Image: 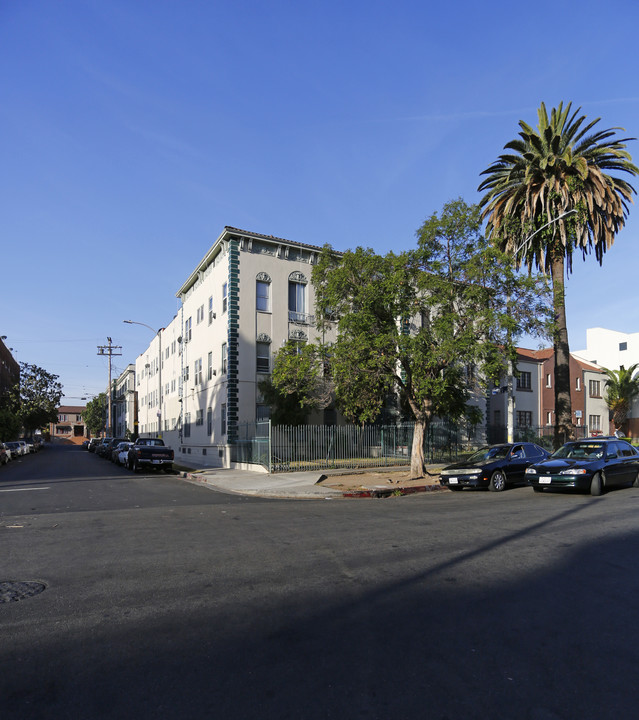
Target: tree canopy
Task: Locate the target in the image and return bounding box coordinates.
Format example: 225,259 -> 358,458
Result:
83,393 -> 107,437
603,364 -> 639,434
17,362 -> 63,434
305,198 -> 551,478
479,102 -> 638,446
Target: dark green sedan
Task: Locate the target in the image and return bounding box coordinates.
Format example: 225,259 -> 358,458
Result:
525,438 -> 639,496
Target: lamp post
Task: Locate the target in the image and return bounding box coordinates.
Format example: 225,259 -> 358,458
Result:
124,320 -> 163,438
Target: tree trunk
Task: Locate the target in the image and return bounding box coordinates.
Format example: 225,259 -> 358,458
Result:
550,255 -> 572,449
410,419 -> 426,479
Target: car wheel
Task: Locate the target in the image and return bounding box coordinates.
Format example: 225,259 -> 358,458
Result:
590,472 -> 603,497
489,470 -> 506,492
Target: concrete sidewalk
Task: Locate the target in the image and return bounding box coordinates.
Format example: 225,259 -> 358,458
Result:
176,465 -> 341,499
174,462 -> 446,499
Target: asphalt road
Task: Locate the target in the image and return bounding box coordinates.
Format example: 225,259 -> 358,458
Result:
3,444 -> 639,719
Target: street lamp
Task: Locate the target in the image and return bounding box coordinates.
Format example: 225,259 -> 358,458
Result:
124,320 -> 164,438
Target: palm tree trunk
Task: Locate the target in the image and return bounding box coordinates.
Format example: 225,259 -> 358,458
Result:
550,255 -> 573,448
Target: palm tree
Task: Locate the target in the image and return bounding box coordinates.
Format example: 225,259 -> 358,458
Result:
479,102 -> 638,447
603,363 -> 639,435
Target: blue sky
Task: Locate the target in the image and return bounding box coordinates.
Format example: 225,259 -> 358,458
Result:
2,0 -> 639,402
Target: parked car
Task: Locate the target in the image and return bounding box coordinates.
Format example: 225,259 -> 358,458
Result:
5,441 -> 22,458
439,442 -> 551,492
95,438 -> 114,458
87,438 -> 100,453
127,438 -> 174,473
0,444 -> 8,465
113,442 -> 133,466
526,437 -> 639,496
102,438 -> 126,461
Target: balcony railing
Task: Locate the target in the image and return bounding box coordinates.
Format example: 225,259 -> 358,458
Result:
288,311 -> 315,325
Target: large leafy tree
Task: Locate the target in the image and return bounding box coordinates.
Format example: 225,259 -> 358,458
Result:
479,102 -> 638,446
83,393 -> 107,437
260,341 -> 333,425
603,364 -> 639,434
17,362 -> 63,433
0,387 -> 22,440
313,198 -> 550,478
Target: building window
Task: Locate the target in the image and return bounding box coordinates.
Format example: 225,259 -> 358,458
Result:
222,342 -> 227,374
288,280 -> 306,321
196,305 -> 204,324
517,411 -> 533,428
516,371 -> 531,390
207,407 -> 212,435
546,411 -> 553,425
256,404 -> 270,422
256,342 -> 270,373
589,415 -> 601,432
208,352 -> 213,380
222,283 -> 228,314
545,374 -> 552,388
589,380 -> 601,398
184,412 -> 191,437
576,377 -> 581,391
194,358 -> 203,385
257,280 -> 270,312
620,342 -> 628,351
196,409 -> 204,426
185,317 -> 192,342
208,296 -> 214,324
183,366 -> 190,382
221,404 -> 227,435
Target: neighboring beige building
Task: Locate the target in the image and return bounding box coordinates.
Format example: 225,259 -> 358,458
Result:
133,227 -> 338,467
488,347 -> 610,440
51,405 -> 87,443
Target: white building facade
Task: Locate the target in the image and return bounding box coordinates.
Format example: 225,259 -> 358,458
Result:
134,227 -> 336,467
574,327 -> 639,435
113,364 -> 137,438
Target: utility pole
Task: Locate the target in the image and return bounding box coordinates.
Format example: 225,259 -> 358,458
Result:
97,337 -> 122,436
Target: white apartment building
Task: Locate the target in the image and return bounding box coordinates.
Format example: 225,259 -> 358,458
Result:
134,227 -> 337,467
112,364 -> 136,438
574,327 -> 639,435
574,327 -> 639,371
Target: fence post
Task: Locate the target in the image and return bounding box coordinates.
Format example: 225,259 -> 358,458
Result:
268,419 -> 272,474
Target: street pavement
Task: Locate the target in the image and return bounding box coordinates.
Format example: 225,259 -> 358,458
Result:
6,445 -> 639,719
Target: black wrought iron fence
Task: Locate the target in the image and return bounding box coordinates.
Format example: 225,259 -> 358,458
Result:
231,420 -> 488,473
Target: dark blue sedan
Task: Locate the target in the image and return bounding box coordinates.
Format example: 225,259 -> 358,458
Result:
439,442 -> 550,492
525,437 -> 639,496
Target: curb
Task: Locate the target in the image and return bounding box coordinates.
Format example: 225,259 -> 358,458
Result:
342,484 -> 447,498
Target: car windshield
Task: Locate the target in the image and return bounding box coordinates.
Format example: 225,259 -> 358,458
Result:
465,446 -> 510,463
552,443 -> 604,460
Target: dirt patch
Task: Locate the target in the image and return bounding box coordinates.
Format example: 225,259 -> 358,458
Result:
317,467 -> 445,492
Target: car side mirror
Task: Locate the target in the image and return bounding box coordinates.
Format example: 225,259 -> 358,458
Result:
607,452 -> 617,459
